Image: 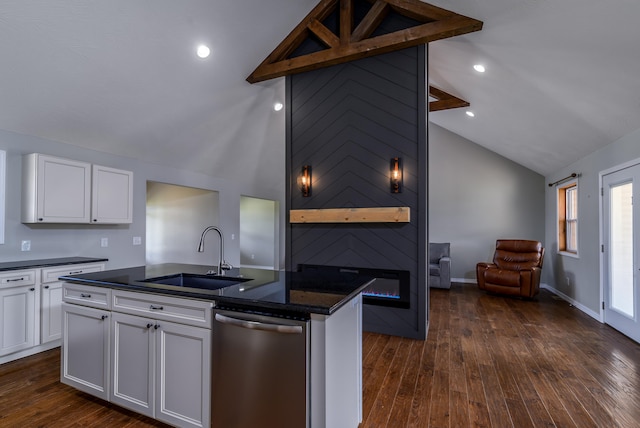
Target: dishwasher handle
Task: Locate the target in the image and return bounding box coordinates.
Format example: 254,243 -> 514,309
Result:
215,313 -> 303,334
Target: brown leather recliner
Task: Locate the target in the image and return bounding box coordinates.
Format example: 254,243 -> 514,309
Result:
476,239 -> 544,298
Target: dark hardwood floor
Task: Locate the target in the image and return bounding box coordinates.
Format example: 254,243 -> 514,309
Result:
1,283 -> 639,427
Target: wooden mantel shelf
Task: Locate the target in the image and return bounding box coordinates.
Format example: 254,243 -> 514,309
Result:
290,207 -> 410,223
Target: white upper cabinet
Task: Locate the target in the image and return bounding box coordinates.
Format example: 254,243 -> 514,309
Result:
91,165 -> 133,224
22,153 -> 133,224
22,153 -> 91,223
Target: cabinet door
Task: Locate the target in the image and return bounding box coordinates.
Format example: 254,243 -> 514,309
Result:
37,154 -> 91,223
61,303 -> 110,400
91,165 -> 133,224
41,281 -> 63,343
43,263 -> 105,343
110,312 -> 155,418
156,321 -> 211,428
0,285 -> 36,356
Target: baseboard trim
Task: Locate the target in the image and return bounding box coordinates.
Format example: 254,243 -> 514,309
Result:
450,280 -> 602,323
452,277 -> 476,284
0,340 -> 60,365
540,283 -> 602,322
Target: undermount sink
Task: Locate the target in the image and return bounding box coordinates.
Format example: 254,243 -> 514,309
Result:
141,273 -> 251,290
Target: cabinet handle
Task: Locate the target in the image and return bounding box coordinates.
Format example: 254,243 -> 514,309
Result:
68,270 -> 83,275
30,288 -> 35,291
44,285 -> 50,289
7,277 -> 25,282
80,293 -> 92,298
38,218 -> 43,222
150,305 -> 164,311
154,324 -> 160,330
93,219 -> 98,222
101,315 -> 108,320
146,323 -> 153,329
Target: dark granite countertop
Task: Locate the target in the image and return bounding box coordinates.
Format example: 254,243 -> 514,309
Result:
0,257 -> 109,272
59,263 -> 373,316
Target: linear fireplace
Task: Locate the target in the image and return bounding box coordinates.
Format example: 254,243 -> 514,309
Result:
298,264 -> 410,309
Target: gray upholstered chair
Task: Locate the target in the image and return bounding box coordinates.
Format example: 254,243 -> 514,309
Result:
429,243 -> 451,289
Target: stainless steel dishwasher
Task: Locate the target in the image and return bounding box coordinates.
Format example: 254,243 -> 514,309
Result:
211,307 -> 309,428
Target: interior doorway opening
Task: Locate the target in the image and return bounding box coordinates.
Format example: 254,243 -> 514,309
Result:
239,196 -> 279,270
146,181 -> 219,266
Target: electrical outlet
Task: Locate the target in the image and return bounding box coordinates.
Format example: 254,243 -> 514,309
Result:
101,238 -> 108,247
21,240 -> 31,251
133,236 -> 142,245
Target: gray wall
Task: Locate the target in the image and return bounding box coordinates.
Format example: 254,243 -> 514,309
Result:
429,123 -> 546,281
544,126 -> 640,317
0,128 -> 286,270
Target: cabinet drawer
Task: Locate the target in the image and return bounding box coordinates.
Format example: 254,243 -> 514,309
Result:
42,263 -> 105,284
63,283 -> 111,310
112,290 -> 213,329
0,270 -> 37,288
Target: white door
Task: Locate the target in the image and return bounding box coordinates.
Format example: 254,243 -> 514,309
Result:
110,312 -> 155,417
92,165 -> 133,224
0,285 -> 36,356
61,303 -> 111,399
37,154 -> 91,223
156,321 -> 211,428
41,282 -> 63,343
602,163 -> 640,343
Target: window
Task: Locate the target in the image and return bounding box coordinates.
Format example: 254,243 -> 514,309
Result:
558,180 -> 578,254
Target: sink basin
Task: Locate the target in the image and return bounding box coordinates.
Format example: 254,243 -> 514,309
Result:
141,273 -> 250,290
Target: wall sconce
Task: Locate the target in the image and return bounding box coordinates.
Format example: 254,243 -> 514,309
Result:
299,165 -> 312,197
390,157 -> 402,193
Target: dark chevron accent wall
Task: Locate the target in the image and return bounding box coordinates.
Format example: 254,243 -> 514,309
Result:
286,45 -> 428,340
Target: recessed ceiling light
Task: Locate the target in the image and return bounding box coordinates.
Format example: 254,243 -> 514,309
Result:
273,102 -> 284,111
196,44 -> 210,59
473,64 -> 485,73
466,111 -> 475,117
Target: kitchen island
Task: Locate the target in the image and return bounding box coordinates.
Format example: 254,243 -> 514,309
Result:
60,263 -> 373,428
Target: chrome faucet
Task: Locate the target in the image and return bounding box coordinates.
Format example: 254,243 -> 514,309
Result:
197,226 -> 232,275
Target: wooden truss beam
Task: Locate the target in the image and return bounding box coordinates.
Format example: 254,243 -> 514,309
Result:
429,86 -> 470,112
247,0 -> 482,83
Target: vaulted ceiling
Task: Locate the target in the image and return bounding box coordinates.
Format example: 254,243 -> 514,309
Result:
1,0 -> 639,186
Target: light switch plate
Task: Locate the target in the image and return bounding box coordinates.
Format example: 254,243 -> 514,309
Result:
133,236 -> 142,245
101,238 -> 108,247
21,240 -> 31,251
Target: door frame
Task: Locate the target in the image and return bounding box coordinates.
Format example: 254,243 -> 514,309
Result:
599,156 -> 640,324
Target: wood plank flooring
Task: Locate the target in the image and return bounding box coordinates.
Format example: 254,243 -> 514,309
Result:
361,284 -> 640,428
1,283 -> 639,427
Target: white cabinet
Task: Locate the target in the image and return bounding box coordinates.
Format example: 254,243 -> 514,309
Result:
22,153 -> 133,224
0,270 -> 38,356
61,283 -> 112,400
41,281 -> 62,344
62,285 -> 212,428
61,302 -> 111,400
111,311 -> 212,428
91,165 -> 133,224
111,312 -> 155,417
22,153 -> 91,223
41,263 -> 105,343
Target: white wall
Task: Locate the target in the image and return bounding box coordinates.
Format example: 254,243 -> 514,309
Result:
0,129 -> 286,270
239,196 -> 278,269
545,126 -> 640,316
146,182 -> 220,266
429,123 -> 546,281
